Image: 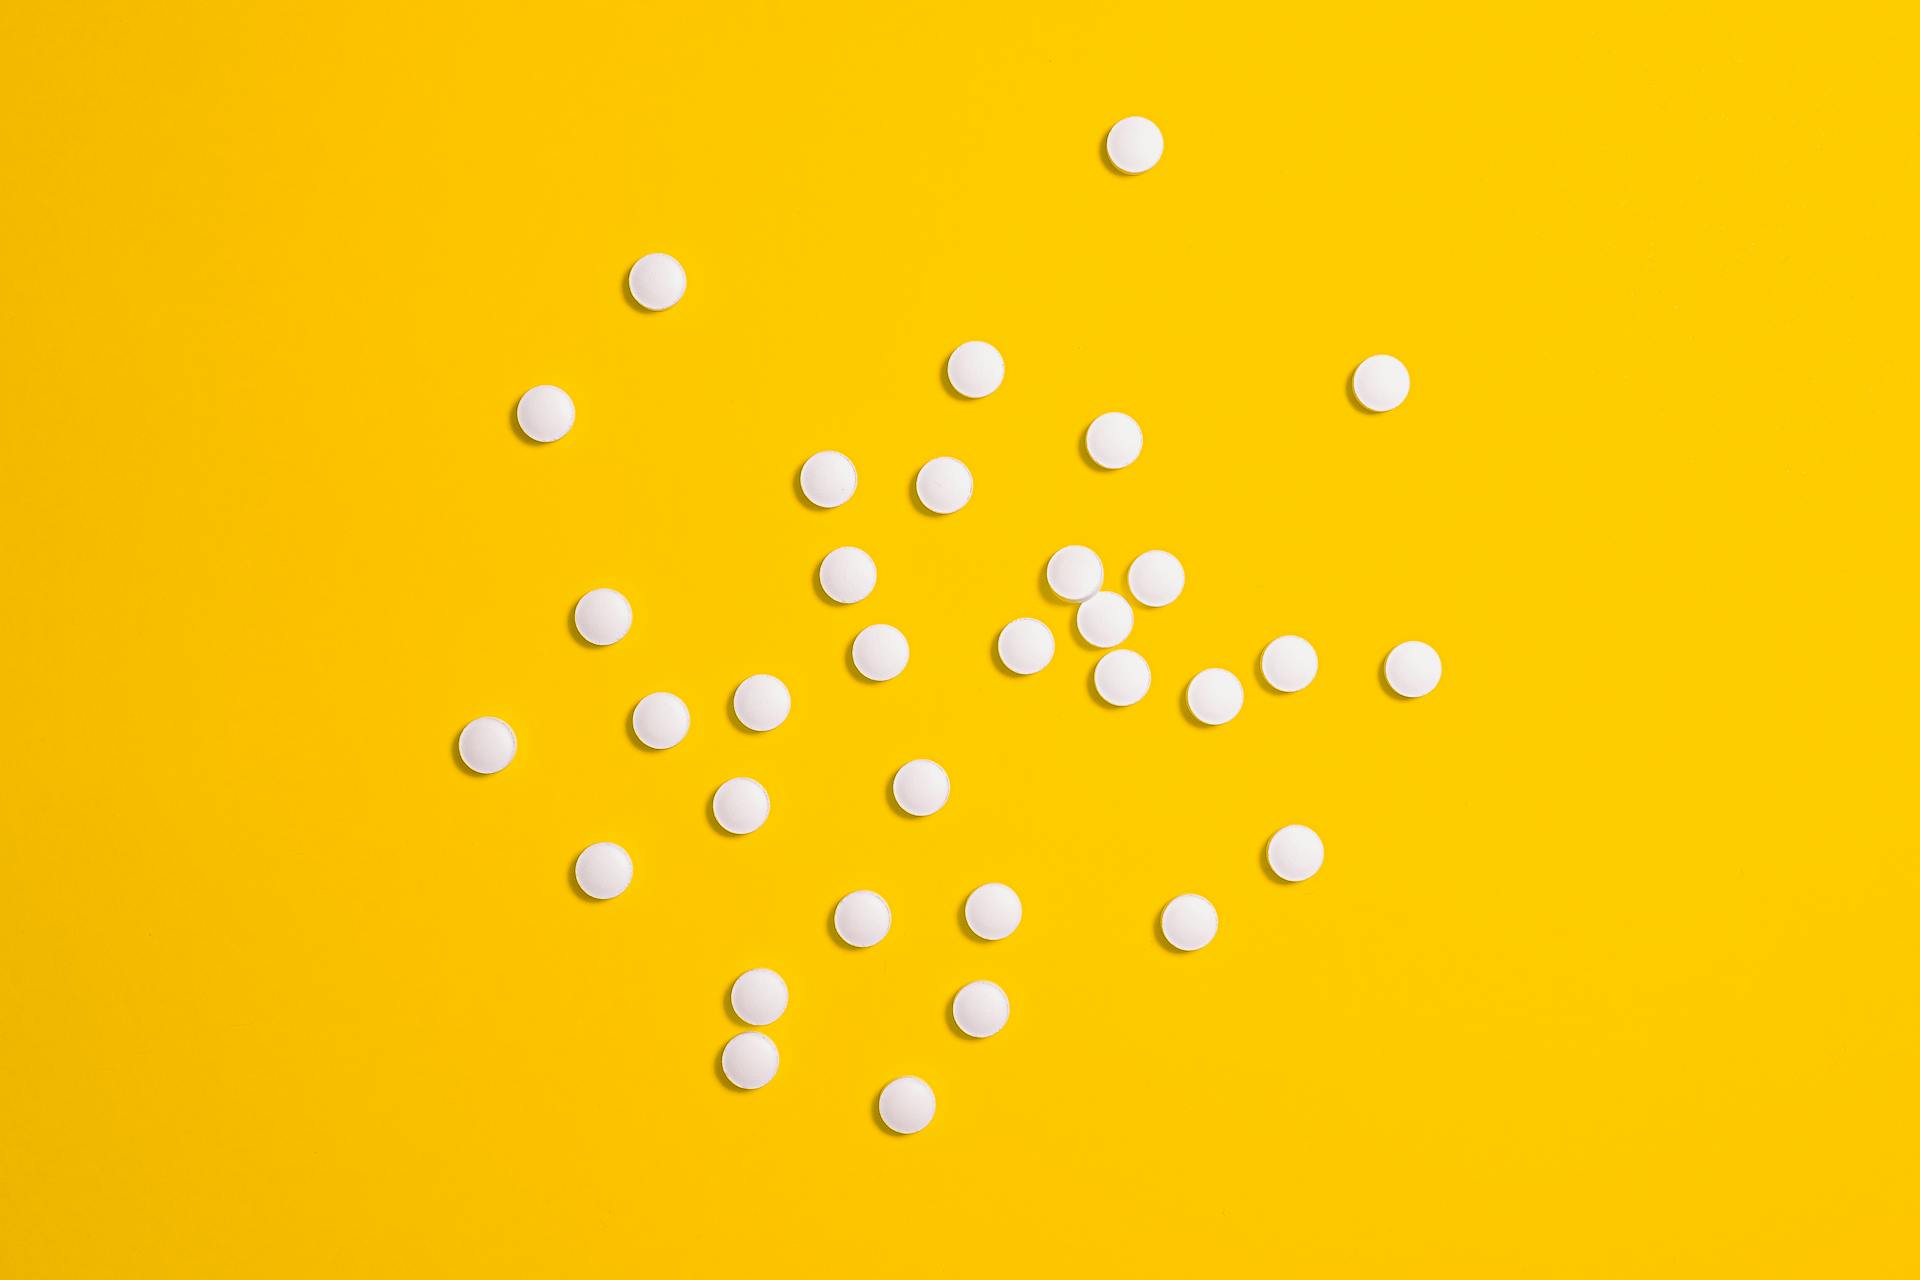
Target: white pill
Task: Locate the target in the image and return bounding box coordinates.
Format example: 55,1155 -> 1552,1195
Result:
631,692 -> 691,749
1260,636 -> 1319,693
1161,894 -> 1218,951
1384,640 -> 1443,697
574,842 -> 633,900
800,450 -> 859,508
952,980 -> 1011,1038
964,882 -> 1023,940
732,674 -> 791,732
915,456 -> 974,514
1093,649 -> 1152,707
712,777 -> 771,835
730,968 -> 789,1026
1076,591 -> 1134,648
721,1031 -> 779,1090
892,758 -> 950,817
1105,116 -> 1164,174
852,624 -> 910,681
1085,411 -> 1143,469
1045,545 -> 1104,602
457,716 -> 516,773
997,617 -> 1055,675
574,588 -> 633,645
946,340 -> 1005,398
627,252 -> 687,311
1352,354 -> 1410,412
1127,550 -> 1185,607
1186,668 -> 1244,725
834,890 -> 892,948
1267,825 -> 1325,882
877,1076 -> 936,1134
515,384 -> 574,443
818,546 -> 877,603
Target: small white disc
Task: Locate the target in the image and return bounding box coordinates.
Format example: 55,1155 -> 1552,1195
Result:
732,674 -> 792,732
800,450 -> 859,508
819,546 -> 877,603
1267,825 -> 1325,882
892,758 -> 950,816
946,341 -> 1005,398
997,617 -> 1055,675
721,1031 -> 779,1090
1352,354 -> 1410,412
915,457 -> 974,514
712,777 -> 771,835
627,252 -> 687,311
1186,668 -> 1244,725
952,980 -> 1011,1038
1076,591 -> 1134,648
1085,411 -> 1143,468
515,385 -> 574,443
730,968 -> 789,1026
574,842 -> 633,900
1045,545 -> 1104,602
834,890 -> 892,948
1160,894 -> 1218,951
877,1076 -> 936,1134
1105,116 -> 1164,174
1127,550 -> 1185,607
852,624 -> 910,681
574,588 -> 633,646
631,692 -> 691,749
1260,636 -> 1319,693
457,716 -> 516,773
1384,640 -> 1443,697
1093,649 -> 1152,707
964,883 -> 1023,940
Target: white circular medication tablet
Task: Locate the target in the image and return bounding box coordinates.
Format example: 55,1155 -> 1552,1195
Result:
892,758 -> 949,817
1045,545 -> 1103,602
1186,668 -> 1244,725
1260,636 -> 1318,693
627,252 -> 687,311
1160,894 -> 1218,950
818,546 -> 876,603
1352,354 -> 1410,412
515,384 -> 574,443
721,1031 -> 779,1090
1267,824 -> 1325,882
574,588 -> 633,646
457,716 -> 516,773
800,450 -> 858,508
915,456 -> 974,514
730,968 -> 789,1026
1076,590 -> 1134,648
946,340 -> 1005,398
1085,411 -> 1143,469
834,890 -> 892,948
964,883 -> 1022,941
878,1076 -> 936,1134
1384,640 -> 1443,698
574,842 -> 633,900
1105,116 -> 1164,174
851,624 -> 910,681
732,674 -> 791,732
631,692 -> 691,750
712,777 -> 771,835
952,980 -> 1011,1038
1093,649 -> 1152,707
1127,550 -> 1185,607
997,617 -> 1055,675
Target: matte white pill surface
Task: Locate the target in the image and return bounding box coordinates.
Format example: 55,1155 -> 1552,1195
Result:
732,674 -> 791,732
631,692 -> 691,750
721,1031 -> 779,1090
1186,668 -> 1244,725
878,1076 -> 936,1134
1106,116 -> 1164,174
1046,545 -> 1104,602
1093,649 -> 1152,706
964,883 -> 1023,940
730,968 -> 789,1026
574,842 -> 633,900
800,450 -> 859,508
952,980 -> 1011,1038
457,716 -> 516,773
1076,591 -> 1134,648
1352,354 -> 1411,412
1260,636 -> 1319,693
852,624 -> 910,681
819,546 -> 877,603
834,890 -> 892,948
946,341 -> 1005,398
1267,825 -> 1325,882
892,758 -> 950,817
515,385 -> 574,443
712,777 -> 771,835
627,252 -> 687,311
1085,411 -> 1143,469
1384,640 -> 1443,697
1127,550 -> 1185,607
1161,894 -> 1218,950
997,617 -> 1055,675
915,457 -> 974,514
574,588 -> 633,646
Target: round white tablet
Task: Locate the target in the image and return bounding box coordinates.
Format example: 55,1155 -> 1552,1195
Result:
852,624 -> 910,681
1094,649 -> 1152,706
1076,591 -> 1133,648
730,968 -> 789,1026
1260,636 -> 1318,693
878,1076 -> 936,1134
712,777 -> 770,835
964,883 -> 1023,941
457,716 -> 516,773
1186,668 -> 1244,725
1105,116 -> 1164,174
1352,354 -> 1410,412
1267,825 -> 1325,882
515,384 -> 574,443
915,456 -> 974,514
627,252 -> 687,311
574,588 -> 633,646
631,692 -> 690,749
721,1031 -> 779,1090
892,758 -> 950,816
1085,411 -> 1143,469
952,980 -> 1011,1038
732,674 -> 791,732
834,890 -> 892,948
997,618 -> 1055,675
800,450 -> 858,508
1160,894 -> 1218,951
946,340 -> 1005,398
1384,640 -> 1443,697
574,842 -> 632,900
1127,550 -> 1185,607
818,546 -> 876,603
1045,545 -> 1104,602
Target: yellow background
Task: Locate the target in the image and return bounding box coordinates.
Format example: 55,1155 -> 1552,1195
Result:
3,2 -> 1915,1274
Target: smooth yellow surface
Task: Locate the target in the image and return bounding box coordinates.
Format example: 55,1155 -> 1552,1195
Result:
3,3 -> 1916,1274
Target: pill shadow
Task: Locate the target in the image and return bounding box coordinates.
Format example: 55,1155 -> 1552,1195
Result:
564,857 -> 598,904
617,263 -> 654,315
956,898 -> 989,942
713,1045 -> 745,1092
721,982 -> 747,1028
1152,904 -> 1185,954
945,997 -> 973,1041
935,354 -> 968,402
451,733 -> 484,776
1377,659 -> 1410,701
870,1093 -> 898,1135
1083,664 -> 1122,710
881,775 -> 914,820
1344,365 -> 1377,415
905,471 -> 939,517
1176,688 -> 1210,729
810,565 -> 840,607
1076,429 -> 1113,473
562,601 -> 597,650
1096,133 -> 1128,177
704,786 -> 735,837
791,462 -> 836,514
1258,837 -> 1298,886
506,400 -> 542,447
825,902 -> 860,951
